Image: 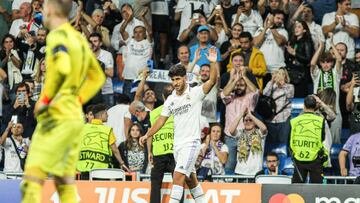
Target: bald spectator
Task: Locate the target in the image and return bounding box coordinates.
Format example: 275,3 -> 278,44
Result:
11,0 -> 31,20
81,8 -> 111,47
9,2 -> 32,38
129,100 -> 151,133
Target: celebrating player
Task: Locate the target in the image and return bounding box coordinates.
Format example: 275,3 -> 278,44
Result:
21,0 -> 105,202
140,48 -> 218,203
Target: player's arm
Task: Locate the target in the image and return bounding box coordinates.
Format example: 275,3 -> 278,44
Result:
78,51 -> 106,104
202,48 -> 218,94
139,115 -> 168,146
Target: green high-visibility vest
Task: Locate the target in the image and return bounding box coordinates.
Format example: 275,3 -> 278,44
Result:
290,112 -> 324,162
77,123 -> 112,172
150,105 -> 174,156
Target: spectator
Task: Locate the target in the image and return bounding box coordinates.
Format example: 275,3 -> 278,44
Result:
257,0 -> 289,20
232,0 -> 263,36
290,3 -> 325,50
176,44 -> 199,73
129,100 -> 151,133
101,0 -> 122,32
207,6 -> 230,48
88,32 -> 115,107
253,10 -> 288,84
77,104 -> 129,179
84,105 -> 94,123
0,121 -> 30,173
9,2 -> 32,38
0,34 -> 22,91
31,0 -> 42,14
221,65 -> 258,174
322,0 -> 359,59
11,0 -> 32,20
9,82 -> 36,138
118,123 -> 148,173
255,152 -> 286,176
198,64 -> 218,124
34,27 -> 48,58
0,1 -> 12,43
263,68 -> 294,146
285,20 -> 314,98
339,133 -> 360,177
81,9 -> 111,47
229,108 -> 267,176
106,94 -> 132,147
32,57 -> 45,101
290,95 -> 327,183
220,23 -> 243,75
120,8 -> 152,98
175,0 -> 214,41
189,25 -> 221,78
134,69 -> 159,111
310,38 -> 342,144
219,0 -> 238,28
228,32 -> 267,90
198,123 -> 229,181
111,4 -> 144,80
178,9 -> 218,45
346,75 -> 360,135
151,0 -> 170,69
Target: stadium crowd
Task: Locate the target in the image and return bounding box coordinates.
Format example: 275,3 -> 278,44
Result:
0,0 -> 360,184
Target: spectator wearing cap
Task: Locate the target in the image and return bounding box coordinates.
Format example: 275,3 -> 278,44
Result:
189,25 -> 221,78
178,10 -> 218,46
77,103 -> 129,179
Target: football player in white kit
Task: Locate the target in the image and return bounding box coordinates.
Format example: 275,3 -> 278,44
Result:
140,48 -> 218,203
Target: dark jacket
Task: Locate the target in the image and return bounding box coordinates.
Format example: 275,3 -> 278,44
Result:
285,37 -> 314,73
117,141 -> 148,173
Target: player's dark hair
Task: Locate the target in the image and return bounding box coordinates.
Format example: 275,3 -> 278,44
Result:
168,64 -> 187,78
47,0 -> 73,17
304,95 -> 317,109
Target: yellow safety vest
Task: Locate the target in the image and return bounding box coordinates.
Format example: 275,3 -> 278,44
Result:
290,112 -> 324,162
77,123 -> 112,172
150,105 -> 174,156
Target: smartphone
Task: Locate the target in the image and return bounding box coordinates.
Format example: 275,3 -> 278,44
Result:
147,59 -> 154,73
18,92 -> 25,103
239,1 -> 245,7
193,13 -> 200,22
11,115 -> 18,124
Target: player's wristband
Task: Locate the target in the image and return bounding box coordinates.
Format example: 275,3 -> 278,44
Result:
41,95 -> 51,105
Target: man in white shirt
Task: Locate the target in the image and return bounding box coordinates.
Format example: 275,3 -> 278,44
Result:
322,0 -> 359,59
9,2 -> 32,37
140,48 -> 218,203
89,32 -> 115,107
232,0 -> 263,36
175,0 -> 214,40
11,0 -> 31,20
253,9 -> 288,84
111,4 -> 144,81
106,94 -> 132,146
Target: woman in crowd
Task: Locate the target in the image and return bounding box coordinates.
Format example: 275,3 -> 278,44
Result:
33,57 -> 46,101
198,123 -> 229,181
118,123 -> 148,173
207,7 -> 230,48
220,23 -> 243,75
285,20 -> 314,98
263,68 -> 294,147
0,34 -> 22,93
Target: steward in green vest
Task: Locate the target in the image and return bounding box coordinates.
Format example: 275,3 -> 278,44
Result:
77,104 -> 128,178
289,95 -> 327,183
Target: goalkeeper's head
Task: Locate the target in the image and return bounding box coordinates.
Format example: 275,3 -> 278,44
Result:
42,0 -> 73,29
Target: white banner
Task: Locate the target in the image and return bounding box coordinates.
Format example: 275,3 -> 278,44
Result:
146,69 -> 198,83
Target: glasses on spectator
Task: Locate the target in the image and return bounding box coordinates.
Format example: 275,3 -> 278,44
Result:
267,160 -> 278,163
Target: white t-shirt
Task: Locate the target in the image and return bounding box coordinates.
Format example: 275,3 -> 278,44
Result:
162,85 -> 206,147
122,38 -> 152,80
175,0 -> 214,40
200,142 -> 229,175
106,104 -> 132,146
231,9 -> 263,36
308,21 -> 325,50
111,18 -> 145,54
311,66 -> 342,113
9,19 -> 29,37
215,28 -> 229,48
97,49 -> 114,95
3,137 -> 30,173
254,27 -> 288,73
322,12 -> 359,59
234,129 -> 266,175
11,0 -> 31,10
151,0 -> 169,16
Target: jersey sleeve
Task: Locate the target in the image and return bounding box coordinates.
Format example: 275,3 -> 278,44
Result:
193,85 -> 206,101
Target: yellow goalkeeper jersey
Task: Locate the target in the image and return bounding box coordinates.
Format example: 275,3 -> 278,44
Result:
40,22 -> 105,120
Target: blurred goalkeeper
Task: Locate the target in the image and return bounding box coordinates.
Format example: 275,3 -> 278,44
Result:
21,0 -> 105,202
